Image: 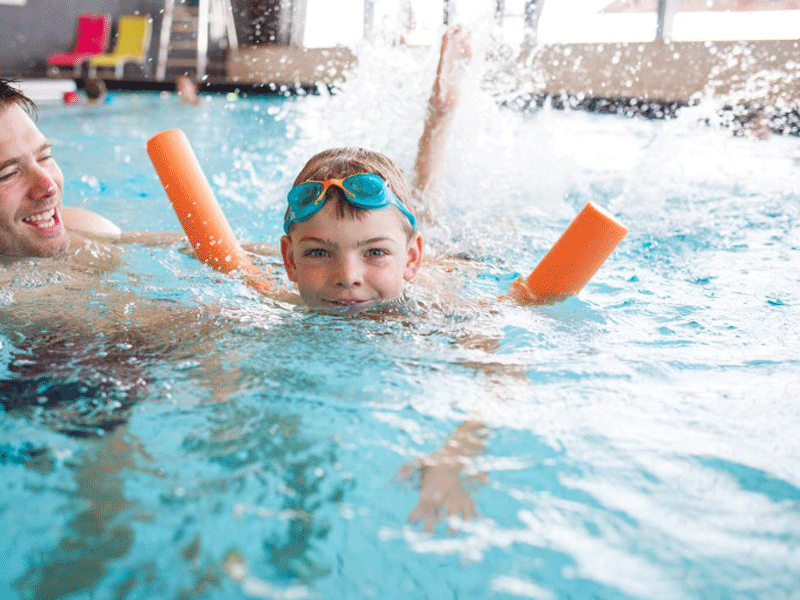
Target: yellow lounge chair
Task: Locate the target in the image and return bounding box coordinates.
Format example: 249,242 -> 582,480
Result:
89,15 -> 152,79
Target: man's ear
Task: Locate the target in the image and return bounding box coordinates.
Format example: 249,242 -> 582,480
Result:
403,232 -> 423,281
280,235 -> 298,282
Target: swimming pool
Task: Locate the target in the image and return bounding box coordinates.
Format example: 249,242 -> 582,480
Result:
2,45 -> 800,600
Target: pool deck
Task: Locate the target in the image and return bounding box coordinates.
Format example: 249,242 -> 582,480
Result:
220,39 -> 798,109
225,45 -> 356,89
497,38 -> 800,107
17,78 -> 77,104
24,38 -> 799,129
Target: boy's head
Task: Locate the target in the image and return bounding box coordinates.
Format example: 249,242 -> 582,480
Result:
280,147 -> 423,309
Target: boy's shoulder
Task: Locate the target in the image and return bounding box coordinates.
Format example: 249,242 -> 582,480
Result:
416,255 -> 481,304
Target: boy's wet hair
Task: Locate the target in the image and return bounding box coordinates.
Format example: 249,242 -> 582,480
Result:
0,78 -> 37,118
286,147 -> 416,238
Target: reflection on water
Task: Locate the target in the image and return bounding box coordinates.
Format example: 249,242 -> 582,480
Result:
14,427 -> 137,600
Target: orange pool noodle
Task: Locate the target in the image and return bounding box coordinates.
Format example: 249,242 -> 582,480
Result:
524,202 -> 628,297
147,129 -> 254,273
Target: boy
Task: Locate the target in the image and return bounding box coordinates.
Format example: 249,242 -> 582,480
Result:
276,26 -> 553,309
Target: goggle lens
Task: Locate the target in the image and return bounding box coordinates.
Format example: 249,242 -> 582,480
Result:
343,174 -> 384,204
288,182 -> 324,210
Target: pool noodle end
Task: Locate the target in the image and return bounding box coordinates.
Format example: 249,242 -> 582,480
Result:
147,129 -> 262,279
523,202 -> 628,297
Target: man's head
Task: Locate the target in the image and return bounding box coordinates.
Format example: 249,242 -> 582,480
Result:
0,79 -> 68,258
280,148 -> 423,309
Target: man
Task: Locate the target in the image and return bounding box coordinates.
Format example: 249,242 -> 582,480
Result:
0,78 -> 123,264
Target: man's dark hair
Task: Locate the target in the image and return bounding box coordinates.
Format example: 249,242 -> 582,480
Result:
0,78 -> 37,117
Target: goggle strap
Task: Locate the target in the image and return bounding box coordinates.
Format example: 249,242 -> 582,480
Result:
285,174 -> 416,233
314,178 -> 356,205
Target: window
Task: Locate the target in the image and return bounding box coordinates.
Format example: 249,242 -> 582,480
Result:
671,0 -> 800,41
302,0 -> 364,47
539,0 -> 658,43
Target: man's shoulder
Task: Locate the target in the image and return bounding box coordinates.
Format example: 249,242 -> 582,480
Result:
62,206 -> 122,241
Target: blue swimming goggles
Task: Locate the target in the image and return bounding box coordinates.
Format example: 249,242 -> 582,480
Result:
284,173 -> 417,234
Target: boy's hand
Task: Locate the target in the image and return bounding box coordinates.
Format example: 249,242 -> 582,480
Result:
399,459 -> 485,532
430,25 -> 473,114
508,276 -> 572,305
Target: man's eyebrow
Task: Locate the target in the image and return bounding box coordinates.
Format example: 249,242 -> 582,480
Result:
0,142 -> 53,172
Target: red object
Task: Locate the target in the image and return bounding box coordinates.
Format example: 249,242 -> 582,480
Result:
524,202 -> 628,296
47,14 -> 110,68
63,91 -> 80,104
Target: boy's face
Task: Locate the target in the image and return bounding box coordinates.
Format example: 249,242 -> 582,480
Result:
280,200 -> 422,309
0,104 -> 68,258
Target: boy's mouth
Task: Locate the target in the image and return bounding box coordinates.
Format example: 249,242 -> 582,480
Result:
325,299 -> 371,307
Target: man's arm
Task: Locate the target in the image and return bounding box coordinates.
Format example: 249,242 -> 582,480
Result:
62,206 -> 190,246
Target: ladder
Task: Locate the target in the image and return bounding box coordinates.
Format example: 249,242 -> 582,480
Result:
155,0 -> 239,82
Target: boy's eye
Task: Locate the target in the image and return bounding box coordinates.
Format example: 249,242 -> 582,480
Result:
303,248 -> 329,258
0,170 -> 17,182
365,248 -> 388,258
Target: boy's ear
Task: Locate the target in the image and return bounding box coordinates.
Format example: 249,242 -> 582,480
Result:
280,235 -> 298,282
403,232 -> 423,281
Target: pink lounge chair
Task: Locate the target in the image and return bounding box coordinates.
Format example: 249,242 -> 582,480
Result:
47,14 -> 111,76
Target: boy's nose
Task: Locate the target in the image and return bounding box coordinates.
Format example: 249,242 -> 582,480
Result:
334,256 -> 363,288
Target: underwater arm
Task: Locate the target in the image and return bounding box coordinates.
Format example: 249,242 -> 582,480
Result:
239,242 -> 279,257
402,420 -> 488,532
412,25 -> 472,225
115,231 -> 187,246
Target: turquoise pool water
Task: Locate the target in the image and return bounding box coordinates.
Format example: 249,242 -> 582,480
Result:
2,48 -> 800,599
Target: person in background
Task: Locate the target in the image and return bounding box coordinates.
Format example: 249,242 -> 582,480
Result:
175,74 -> 202,105
83,78 -> 107,105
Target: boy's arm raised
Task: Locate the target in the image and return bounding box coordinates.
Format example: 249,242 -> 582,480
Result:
412,25 -> 472,226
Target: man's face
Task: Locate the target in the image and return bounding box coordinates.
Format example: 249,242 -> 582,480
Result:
280,200 -> 423,310
0,103 -> 68,258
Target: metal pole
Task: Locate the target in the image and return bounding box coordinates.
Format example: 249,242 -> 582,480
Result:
277,0 -> 292,45
290,0 -> 308,47
495,0 -> 505,23
222,0 -> 239,57
656,0 -> 678,41
364,0 -> 375,39
156,0 -> 175,81
197,0 -> 210,80
523,0 -> 544,47
443,0 -> 450,25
